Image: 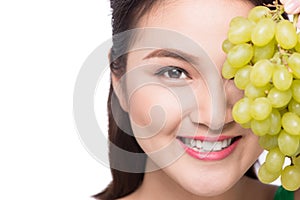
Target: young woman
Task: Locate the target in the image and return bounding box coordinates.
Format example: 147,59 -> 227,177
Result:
95,0 -> 300,199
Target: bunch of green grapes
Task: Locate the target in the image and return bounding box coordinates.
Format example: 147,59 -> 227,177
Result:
222,2 -> 300,191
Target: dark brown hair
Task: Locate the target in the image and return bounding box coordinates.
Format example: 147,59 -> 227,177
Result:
94,1 -> 282,199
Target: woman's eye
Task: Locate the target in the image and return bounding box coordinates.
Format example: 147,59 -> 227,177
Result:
155,66 -> 190,79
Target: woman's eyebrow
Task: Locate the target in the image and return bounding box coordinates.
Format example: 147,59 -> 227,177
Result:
143,49 -> 199,65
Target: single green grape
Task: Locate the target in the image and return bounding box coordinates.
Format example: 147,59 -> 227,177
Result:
291,80 -> 300,103
288,53 -> 300,79
281,165 -> 300,191
245,83 -> 270,99
267,87 -> 292,108
232,97 -> 252,124
259,134 -> 278,150
288,99 -> 300,116
251,18 -> 276,46
252,39 -> 276,63
227,43 -> 253,68
282,112 -> 300,136
269,109 -> 282,135
234,65 -> 252,90
278,129 -> 300,156
272,66 -> 293,91
250,59 -> 273,87
275,20 -> 298,49
228,16 -> 255,44
248,6 -> 271,23
294,33 -> 300,52
251,118 -> 271,136
250,97 -> 272,120
265,147 -> 285,173
222,60 -> 238,79
258,162 -> 281,184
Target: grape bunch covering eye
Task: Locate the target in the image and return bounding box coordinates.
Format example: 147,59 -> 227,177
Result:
222,2 -> 300,191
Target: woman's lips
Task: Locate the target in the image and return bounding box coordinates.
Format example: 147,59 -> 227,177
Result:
177,136 -> 241,161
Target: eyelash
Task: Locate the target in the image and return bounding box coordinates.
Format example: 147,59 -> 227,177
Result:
155,66 -> 191,79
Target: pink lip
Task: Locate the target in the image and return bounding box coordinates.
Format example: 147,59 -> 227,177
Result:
177,137 -> 240,161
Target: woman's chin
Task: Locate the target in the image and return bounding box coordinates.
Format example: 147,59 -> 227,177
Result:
160,155 -> 246,198
177,176 -> 235,197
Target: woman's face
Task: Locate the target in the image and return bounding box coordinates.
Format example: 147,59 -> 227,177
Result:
113,0 -> 263,197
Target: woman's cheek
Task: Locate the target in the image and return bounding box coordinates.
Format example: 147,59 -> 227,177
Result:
128,85 -> 183,151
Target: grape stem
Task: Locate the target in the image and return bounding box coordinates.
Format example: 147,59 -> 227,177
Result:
271,46 -> 291,67
268,1 -> 284,22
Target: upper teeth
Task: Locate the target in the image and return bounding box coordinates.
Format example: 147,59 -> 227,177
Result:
182,138 -> 232,152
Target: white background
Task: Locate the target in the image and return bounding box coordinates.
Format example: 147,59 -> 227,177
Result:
0,0 -> 112,199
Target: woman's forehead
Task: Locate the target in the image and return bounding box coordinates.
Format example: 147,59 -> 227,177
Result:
129,0 -> 254,69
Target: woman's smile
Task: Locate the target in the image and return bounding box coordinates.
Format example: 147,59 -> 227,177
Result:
177,135 -> 242,161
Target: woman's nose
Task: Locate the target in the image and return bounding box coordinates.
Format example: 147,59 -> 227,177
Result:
188,79 -> 236,131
